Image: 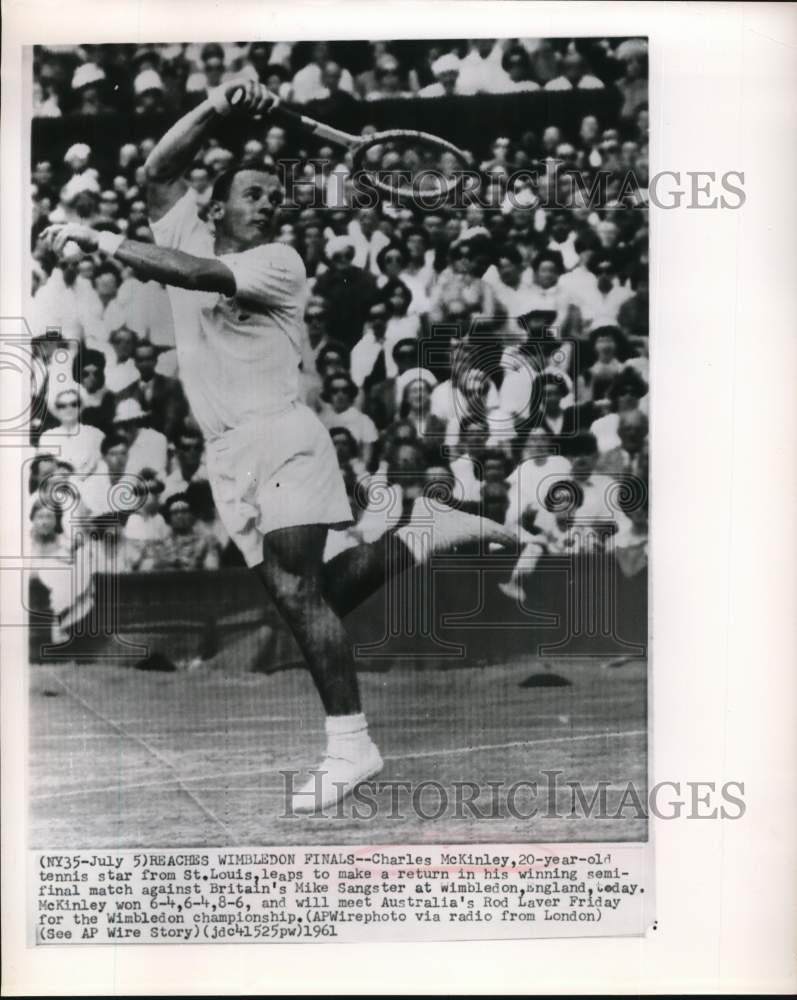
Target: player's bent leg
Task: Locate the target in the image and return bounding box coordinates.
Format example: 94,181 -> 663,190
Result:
321,497 -> 523,618
254,523 -> 382,812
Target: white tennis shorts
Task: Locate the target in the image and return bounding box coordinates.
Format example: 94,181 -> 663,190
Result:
205,403 -> 353,567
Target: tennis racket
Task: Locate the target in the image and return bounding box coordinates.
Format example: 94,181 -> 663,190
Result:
229,88 -> 470,200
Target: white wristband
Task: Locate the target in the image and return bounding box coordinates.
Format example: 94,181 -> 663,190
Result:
208,85 -> 233,115
97,231 -> 124,257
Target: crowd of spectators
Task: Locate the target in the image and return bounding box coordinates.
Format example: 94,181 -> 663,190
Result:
27,37 -> 649,637
33,38 -> 648,117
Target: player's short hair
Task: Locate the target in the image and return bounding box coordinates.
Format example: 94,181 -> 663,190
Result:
211,165 -> 279,204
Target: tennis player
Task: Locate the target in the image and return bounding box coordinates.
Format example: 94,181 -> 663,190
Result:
41,78 -> 516,813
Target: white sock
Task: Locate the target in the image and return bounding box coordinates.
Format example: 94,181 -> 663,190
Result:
325,713 -> 374,758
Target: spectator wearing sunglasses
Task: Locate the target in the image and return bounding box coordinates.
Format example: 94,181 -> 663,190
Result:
37,388 -> 104,478
163,427 -> 208,502
319,372 -> 378,469
72,347 -> 116,436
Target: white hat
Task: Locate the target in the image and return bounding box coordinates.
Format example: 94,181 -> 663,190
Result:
71,62 -> 106,90
113,398 -> 146,423
64,143 -> 92,166
203,146 -> 234,168
62,172 -> 100,203
431,53 -> 461,77
325,235 -> 355,258
134,69 -> 164,96
615,38 -> 648,61
395,367 -> 438,404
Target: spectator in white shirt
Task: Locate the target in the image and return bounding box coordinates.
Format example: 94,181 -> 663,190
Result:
103,326 -> 140,394
112,398 -> 168,478
38,388 -> 104,478
458,39 -> 511,94
547,212 -> 580,271
349,208 -> 391,277
576,257 -> 634,332
350,300 -> 395,389
163,426 -> 209,501
545,52 -> 605,91
124,468 -> 170,572
419,53 -> 475,98
398,227 -> 436,314
590,366 -> 649,455
365,54 -> 413,101
319,372 -> 378,468
290,42 -> 355,104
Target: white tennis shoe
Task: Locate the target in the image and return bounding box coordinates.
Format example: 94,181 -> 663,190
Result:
290,741 -> 384,813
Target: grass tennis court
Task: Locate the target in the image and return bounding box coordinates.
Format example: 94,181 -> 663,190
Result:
30,655 -> 647,847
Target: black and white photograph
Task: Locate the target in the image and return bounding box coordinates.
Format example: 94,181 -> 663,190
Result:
24,33 -> 650,850
2,0 -> 795,990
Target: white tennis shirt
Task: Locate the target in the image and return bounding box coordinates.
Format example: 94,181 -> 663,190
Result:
151,189 -> 307,440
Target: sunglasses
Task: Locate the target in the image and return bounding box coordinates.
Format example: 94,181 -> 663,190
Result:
55,400 -> 78,409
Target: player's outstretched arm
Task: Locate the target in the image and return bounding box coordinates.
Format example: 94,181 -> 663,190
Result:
144,79 -> 276,222
39,223 -> 236,295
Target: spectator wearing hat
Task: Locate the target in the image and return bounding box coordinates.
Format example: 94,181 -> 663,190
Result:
313,237 -> 378,348
73,347 -> 115,435
112,397 -> 168,478
429,237 -> 499,324
70,62 -> 113,115
37,387 -> 104,478
103,326 -> 139,394
319,372 -> 378,468
133,68 -> 167,115
419,52 -> 475,98
162,492 -> 221,571
544,51 -> 605,91
124,468 -> 170,572
115,341 -> 187,439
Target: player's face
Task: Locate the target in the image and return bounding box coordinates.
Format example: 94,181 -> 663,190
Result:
221,171 -> 285,249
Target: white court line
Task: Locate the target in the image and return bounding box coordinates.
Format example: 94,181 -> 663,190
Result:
31,729 -> 645,802
30,715 -> 569,742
